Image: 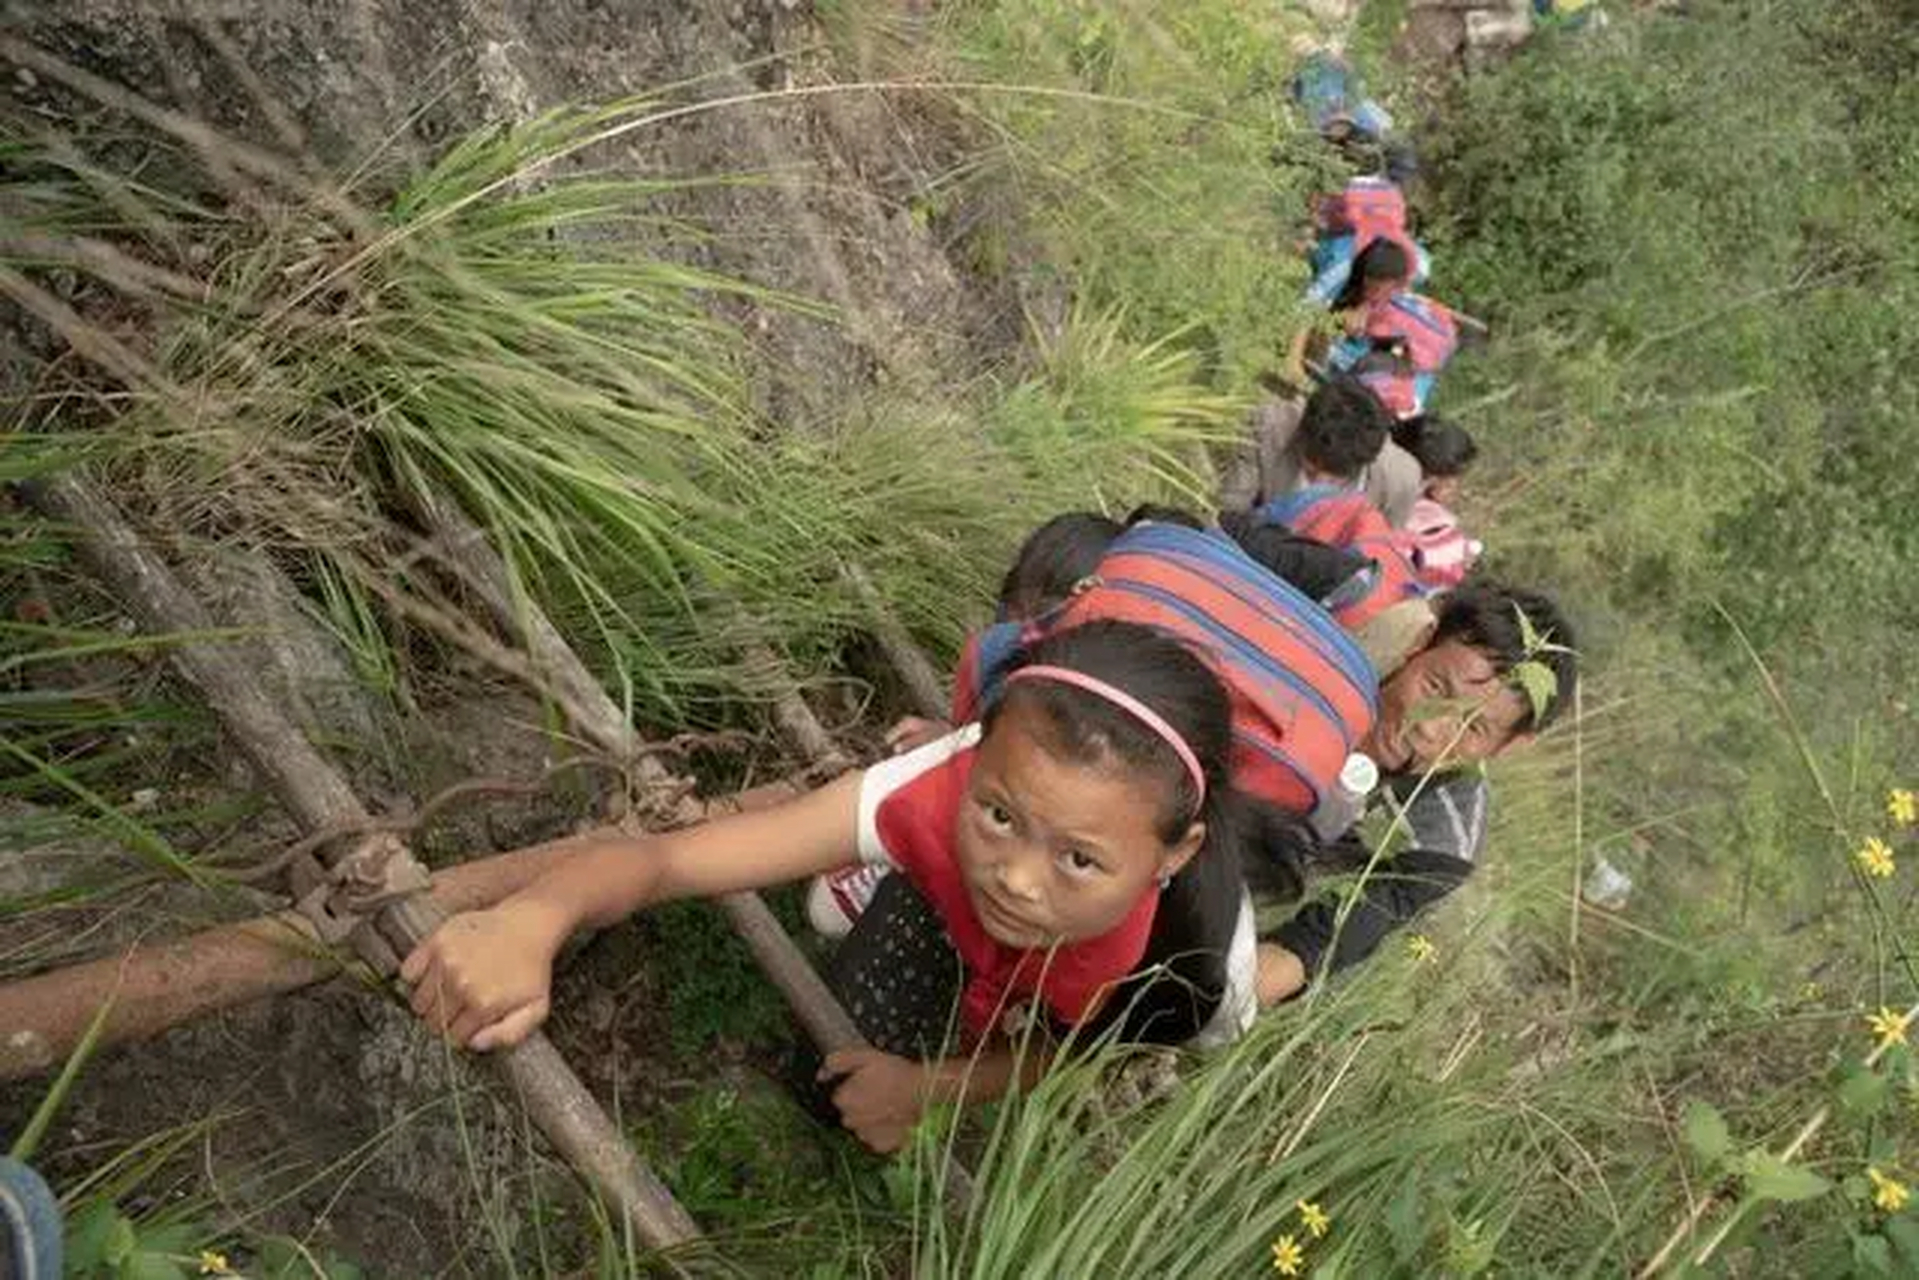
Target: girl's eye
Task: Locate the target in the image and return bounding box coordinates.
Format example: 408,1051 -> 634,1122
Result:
983,801 -> 1015,830
1057,848 -> 1102,876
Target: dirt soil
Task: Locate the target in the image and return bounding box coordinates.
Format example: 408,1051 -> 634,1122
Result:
0,0 -> 1004,1269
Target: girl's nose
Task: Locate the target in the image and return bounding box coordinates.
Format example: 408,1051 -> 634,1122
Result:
997,853 -> 1045,902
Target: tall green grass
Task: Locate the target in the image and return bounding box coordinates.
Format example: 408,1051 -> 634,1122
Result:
5,84 -> 1240,725
866,0 -> 1919,1272
8,2 -> 1917,1273
862,0 -> 1342,393
2,48 -> 1250,1275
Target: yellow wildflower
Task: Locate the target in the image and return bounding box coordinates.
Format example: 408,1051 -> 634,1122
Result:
1271,1233 -> 1305,1276
1298,1199 -> 1330,1238
1856,836 -> 1896,879
1869,1167 -> 1910,1214
1408,933 -> 1437,963
1868,1006 -> 1911,1049
198,1253 -> 232,1277
1888,788 -> 1917,828
1797,981 -> 1822,1003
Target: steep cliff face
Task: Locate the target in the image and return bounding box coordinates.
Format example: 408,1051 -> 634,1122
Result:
0,4 -> 996,1268
5,0 -> 990,418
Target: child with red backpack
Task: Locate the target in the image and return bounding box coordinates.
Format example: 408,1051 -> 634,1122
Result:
822,516 -> 1382,1049
1326,292 -> 1462,421
1303,178 -> 1430,312
405,619 -> 1252,1152
1227,488 -> 1578,1005
1217,375 -> 1422,527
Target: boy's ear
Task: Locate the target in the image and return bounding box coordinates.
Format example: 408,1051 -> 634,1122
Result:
1160,821 -> 1207,880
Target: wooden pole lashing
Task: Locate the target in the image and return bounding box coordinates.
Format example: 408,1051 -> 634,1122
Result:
21,472 -> 701,1252
416,495 -> 973,1204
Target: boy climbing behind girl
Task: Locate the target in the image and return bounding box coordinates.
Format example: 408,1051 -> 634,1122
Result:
1252,581 -> 1577,1003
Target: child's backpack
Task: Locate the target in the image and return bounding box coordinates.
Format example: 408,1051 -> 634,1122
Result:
1368,293 -> 1459,372
1327,292 -> 1459,419
1393,498 -> 1482,589
954,523 -> 1378,817
1317,177 -> 1407,242
1257,487 -> 1429,632
1304,178 -> 1431,312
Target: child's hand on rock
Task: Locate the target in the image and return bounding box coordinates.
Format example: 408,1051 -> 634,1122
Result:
821,1047 -> 928,1153
400,900 -> 571,1050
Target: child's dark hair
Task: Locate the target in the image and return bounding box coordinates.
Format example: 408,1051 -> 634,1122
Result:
988,619 -> 1230,844
1332,237 -> 1412,312
1390,415 -> 1479,478
1085,802 -> 1312,1047
998,512 -> 1121,620
1124,503 -> 1206,530
1432,582 -> 1579,733
1217,511 -> 1371,604
1296,376 -> 1391,481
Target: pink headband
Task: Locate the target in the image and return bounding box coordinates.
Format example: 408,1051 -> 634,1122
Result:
1004,664 -> 1207,812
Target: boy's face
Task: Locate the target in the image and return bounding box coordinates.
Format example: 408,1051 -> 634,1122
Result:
1362,639 -> 1529,776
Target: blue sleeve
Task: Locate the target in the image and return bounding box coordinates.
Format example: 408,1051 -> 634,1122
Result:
1326,335 -> 1371,372
1303,234 -> 1358,308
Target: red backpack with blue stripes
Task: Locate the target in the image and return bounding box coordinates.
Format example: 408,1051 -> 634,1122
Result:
953,523 -> 1378,817
1318,177 -> 1408,244
1256,487 -> 1429,632
1361,292 -> 1458,372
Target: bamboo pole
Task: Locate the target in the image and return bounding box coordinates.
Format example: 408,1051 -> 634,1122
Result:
417,493 -> 863,1048
22,473 -> 700,1251
843,563 -> 949,722
416,495 -> 972,1204
0,780 -> 807,1082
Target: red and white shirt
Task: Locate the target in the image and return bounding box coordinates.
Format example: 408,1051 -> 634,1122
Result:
856,726 -> 1160,1043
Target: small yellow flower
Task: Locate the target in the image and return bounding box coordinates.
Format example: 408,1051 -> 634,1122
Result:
198,1252 -> 232,1277
1888,788 -> 1917,828
1869,1166 -> 1910,1214
1407,933 -> 1437,963
1867,1006 -> 1911,1049
1856,836 -> 1896,879
1797,981 -> 1823,1002
1298,1199 -> 1330,1238
1271,1233 -> 1305,1276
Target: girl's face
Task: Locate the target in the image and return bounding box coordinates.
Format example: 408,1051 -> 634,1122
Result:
1424,473 -> 1462,506
957,697 -> 1203,949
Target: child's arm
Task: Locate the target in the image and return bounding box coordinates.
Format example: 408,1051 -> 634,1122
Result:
401,771 -> 865,1049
